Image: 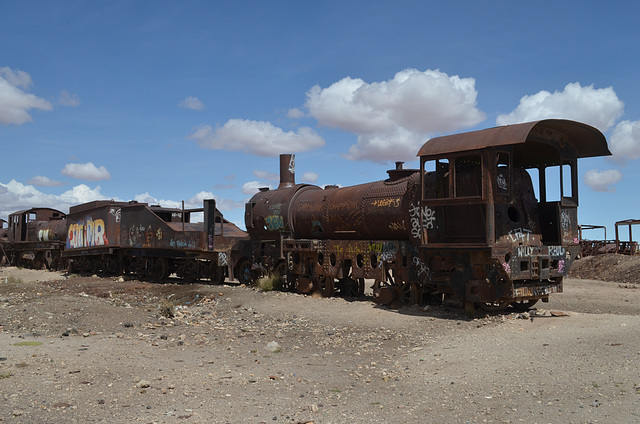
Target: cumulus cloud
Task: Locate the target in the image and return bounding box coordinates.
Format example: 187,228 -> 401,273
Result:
27,176 -> 65,187
242,181 -> 271,195
58,90 -> 81,107
253,169 -> 279,181
178,96 -> 205,110
496,83 -> 624,132
188,119 -> 325,156
583,169 -> 622,192
287,108 -> 305,119
0,180 -> 111,218
0,67 -> 53,125
304,68 -> 485,162
301,171 -> 318,183
61,162 -> 111,181
609,120 -> 640,162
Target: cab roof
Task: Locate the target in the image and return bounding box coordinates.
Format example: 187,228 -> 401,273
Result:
418,119 -> 611,161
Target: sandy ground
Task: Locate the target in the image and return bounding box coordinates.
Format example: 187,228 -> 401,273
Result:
1,256 -> 639,424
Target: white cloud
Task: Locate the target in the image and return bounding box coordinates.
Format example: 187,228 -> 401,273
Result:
61,162 -> 111,181
0,67 -> 53,125
287,108 -> 305,119
27,176 -> 65,187
253,169 -> 279,181
496,82 -> 624,132
188,119 -> 325,156
58,90 -> 81,107
301,171 -> 318,183
242,181 -> 271,195
346,127 -> 426,163
178,96 -> 205,110
0,180 -> 112,219
304,68 -> 485,162
0,67 -> 33,88
583,169 -> 622,192
609,120 -> 640,162
134,192 -> 158,204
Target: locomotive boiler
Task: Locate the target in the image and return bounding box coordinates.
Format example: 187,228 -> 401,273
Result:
244,119 -> 611,312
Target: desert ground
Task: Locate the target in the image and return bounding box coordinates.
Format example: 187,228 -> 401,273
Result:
1,254 -> 639,423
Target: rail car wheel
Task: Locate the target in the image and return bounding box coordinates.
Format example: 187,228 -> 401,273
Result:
211,266 -> 226,284
317,276 -> 335,297
237,260 -> 253,285
103,257 -> 123,276
135,258 -> 150,280
510,299 -> 539,312
477,300 -> 510,313
182,260 -> 200,282
150,258 -> 169,281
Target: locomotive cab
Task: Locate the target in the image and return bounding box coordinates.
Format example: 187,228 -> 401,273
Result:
418,119 -> 611,309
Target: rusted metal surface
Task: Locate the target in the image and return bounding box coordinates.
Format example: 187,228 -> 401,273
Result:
245,120 -> 611,312
615,219 -> 640,255
578,224 -> 616,256
418,119 -> 611,161
63,199 -> 248,281
4,208 -> 67,269
65,200 -> 130,255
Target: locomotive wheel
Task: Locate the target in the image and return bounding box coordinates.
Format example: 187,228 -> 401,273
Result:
150,258 -> 169,281
510,299 -> 539,312
338,277 -> 364,298
274,261 -> 293,291
317,276 -> 335,297
237,260 -> 253,285
396,282 -> 421,305
477,300 -> 510,313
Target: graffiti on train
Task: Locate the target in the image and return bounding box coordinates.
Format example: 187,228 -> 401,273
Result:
67,217 -> 108,248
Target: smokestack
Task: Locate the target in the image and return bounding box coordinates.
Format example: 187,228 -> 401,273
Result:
277,154 -> 295,189
395,161 -> 404,170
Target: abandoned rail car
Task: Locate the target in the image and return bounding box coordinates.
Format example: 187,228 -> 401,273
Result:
244,119 -> 611,312
63,199 -> 248,282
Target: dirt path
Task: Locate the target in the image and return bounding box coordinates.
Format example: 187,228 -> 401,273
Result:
1,265 -> 639,423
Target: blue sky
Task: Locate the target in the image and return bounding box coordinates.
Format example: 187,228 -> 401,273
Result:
1,1 -> 639,237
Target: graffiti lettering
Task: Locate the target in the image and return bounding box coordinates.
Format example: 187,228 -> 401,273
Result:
516,246 -> 535,257
38,229 -> 53,242
558,259 -> 565,274
409,203 -> 436,239
561,211 -> 570,232
218,252 -> 228,266
412,256 -> 431,280
109,208 -> 121,223
265,215 -> 284,231
67,218 -> 107,248
497,173 -> 508,191
548,246 -> 566,257
388,221 -> 406,231
371,198 -> 400,208
508,227 -> 532,243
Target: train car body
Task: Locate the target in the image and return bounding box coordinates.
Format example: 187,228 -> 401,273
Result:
63,199 -> 248,282
2,208 -> 67,270
244,120 -> 611,311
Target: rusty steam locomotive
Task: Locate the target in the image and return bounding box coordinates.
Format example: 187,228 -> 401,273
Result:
0,119 -> 611,312
242,119 -> 611,312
